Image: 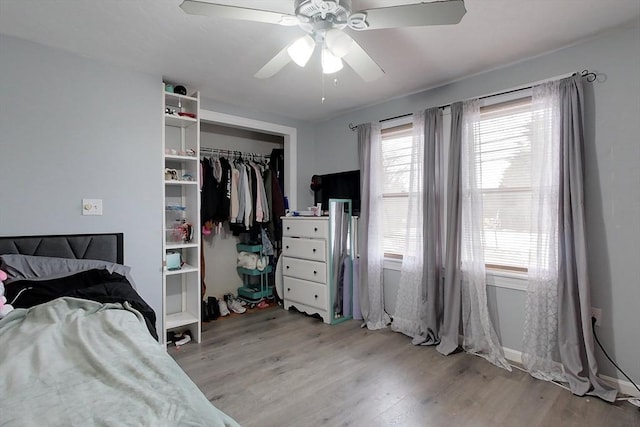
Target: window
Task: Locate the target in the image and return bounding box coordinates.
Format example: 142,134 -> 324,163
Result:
475,97 -> 533,271
380,123 -> 413,258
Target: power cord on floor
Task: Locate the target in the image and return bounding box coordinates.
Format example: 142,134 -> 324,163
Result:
591,316 -> 640,407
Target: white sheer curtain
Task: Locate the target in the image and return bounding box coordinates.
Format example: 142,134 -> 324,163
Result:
392,111 -> 425,337
358,123 -> 390,330
523,75 -> 616,401
460,99 -> 511,370
522,79 -> 564,381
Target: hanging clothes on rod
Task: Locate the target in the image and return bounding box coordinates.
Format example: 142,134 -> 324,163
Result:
199,148 -> 275,239
200,147 -> 270,161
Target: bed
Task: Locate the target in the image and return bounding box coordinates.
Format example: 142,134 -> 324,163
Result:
0,233 -> 240,427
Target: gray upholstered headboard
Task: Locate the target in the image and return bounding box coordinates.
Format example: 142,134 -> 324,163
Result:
0,233 -> 123,264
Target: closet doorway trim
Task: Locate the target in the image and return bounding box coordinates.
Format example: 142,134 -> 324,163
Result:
199,109 -> 298,210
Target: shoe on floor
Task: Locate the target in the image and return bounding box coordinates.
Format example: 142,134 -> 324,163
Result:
218,299 -> 230,316
227,298 -> 246,314
201,300 -> 210,322
208,296 -> 220,320
224,292 -> 246,306
257,299 -> 269,309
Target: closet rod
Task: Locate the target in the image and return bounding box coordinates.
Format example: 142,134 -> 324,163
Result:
348,69 -> 598,131
200,147 -> 270,159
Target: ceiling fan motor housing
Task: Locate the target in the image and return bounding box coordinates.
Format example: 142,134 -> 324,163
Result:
295,0 -> 352,33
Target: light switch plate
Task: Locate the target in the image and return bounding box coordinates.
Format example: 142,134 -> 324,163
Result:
82,199 -> 103,215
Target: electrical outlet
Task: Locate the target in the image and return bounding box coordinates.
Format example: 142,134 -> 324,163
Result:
591,307 -> 602,327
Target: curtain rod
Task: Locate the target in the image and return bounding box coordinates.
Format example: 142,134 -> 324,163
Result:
348,69 -> 598,131
200,147 -> 270,158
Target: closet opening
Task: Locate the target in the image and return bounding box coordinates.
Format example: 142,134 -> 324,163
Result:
198,110 -> 297,318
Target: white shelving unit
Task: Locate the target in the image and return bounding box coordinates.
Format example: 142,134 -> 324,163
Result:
162,87 -> 201,345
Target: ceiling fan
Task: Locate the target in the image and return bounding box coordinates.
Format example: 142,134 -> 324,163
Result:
180,0 -> 466,82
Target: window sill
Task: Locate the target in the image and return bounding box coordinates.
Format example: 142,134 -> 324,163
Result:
383,257 -> 402,271
382,259 -> 527,291
486,268 -> 527,292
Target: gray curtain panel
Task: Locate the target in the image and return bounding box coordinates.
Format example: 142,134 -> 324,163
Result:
357,123 -> 374,324
436,102 -> 463,356
357,123 -> 388,329
556,75 -> 616,401
414,107 -> 444,345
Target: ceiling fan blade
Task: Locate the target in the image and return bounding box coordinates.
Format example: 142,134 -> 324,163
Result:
341,36 -> 384,82
180,1 -> 296,26
355,0 -> 466,30
254,44 -> 293,79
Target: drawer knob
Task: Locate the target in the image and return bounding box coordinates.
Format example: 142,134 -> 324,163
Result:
286,265 -> 290,269
286,245 -> 289,249
314,227 -> 318,232
312,248 -> 316,253
314,294 -> 318,299
287,288 -> 291,292
313,270 -> 317,275
286,226 -> 290,230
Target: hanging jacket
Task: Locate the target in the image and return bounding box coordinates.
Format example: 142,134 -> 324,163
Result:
201,158 -> 219,226
215,157 -> 232,223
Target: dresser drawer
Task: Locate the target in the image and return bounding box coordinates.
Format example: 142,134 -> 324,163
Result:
283,277 -> 327,310
282,256 -> 327,284
282,237 -> 326,262
283,219 -> 328,239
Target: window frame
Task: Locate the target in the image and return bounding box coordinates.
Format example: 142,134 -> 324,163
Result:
377,90 -> 537,275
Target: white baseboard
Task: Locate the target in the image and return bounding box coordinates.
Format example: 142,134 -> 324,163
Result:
502,346 -> 639,398
600,374 -> 640,398
502,346 -> 522,365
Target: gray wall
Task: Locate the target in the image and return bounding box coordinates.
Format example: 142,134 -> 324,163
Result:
0,34 -> 317,336
313,20 -> 640,384
0,35 -> 163,323
199,97 -> 316,210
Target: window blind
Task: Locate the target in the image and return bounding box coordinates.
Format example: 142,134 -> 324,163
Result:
381,124 -> 413,257
476,97 -> 533,270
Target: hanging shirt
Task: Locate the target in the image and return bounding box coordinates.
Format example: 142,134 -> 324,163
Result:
230,167 -> 240,223
252,163 -> 264,223
201,158 -> 219,226
243,163 -> 252,228
215,157 -> 231,223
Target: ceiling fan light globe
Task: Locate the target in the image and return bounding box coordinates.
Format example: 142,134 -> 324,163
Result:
325,29 -> 353,58
321,48 -> 343,74
287,35 -> 315,67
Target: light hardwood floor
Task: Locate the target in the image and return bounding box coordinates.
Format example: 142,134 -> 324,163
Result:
170,306 -> 639,427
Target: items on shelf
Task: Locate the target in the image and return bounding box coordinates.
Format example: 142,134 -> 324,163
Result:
166,329 -> 192,347
165,148 -> 197,157
162,86 -> 201,345
166,251 -> 182,270
164,82 -> 188,96
173,85 -> 187,95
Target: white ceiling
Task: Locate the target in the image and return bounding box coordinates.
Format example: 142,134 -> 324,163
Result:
1,0 -> 639,122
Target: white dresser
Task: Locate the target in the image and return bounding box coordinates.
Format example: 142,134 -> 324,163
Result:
281,205 -> 352,325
